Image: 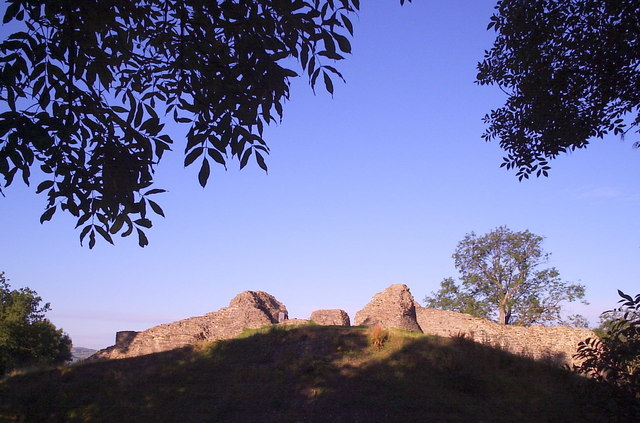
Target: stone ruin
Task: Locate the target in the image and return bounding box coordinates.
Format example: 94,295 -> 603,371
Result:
354,283 -> 422,332
356,284 -> 594,366
90,284 -> 595,367
415,306 -> 595,365
90,291 -> 288,360
310,309 -> 351,326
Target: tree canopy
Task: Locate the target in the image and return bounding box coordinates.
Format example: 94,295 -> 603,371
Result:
0,271 -> 71,374
424,226 -> 587,326
477,0 -> 640,180
0,0 -> 410,247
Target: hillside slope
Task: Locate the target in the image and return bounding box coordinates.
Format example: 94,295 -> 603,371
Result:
0,326 -> 637,422
70,347 -> 97,362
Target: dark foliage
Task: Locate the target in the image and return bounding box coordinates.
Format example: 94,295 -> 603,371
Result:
0,0 -> 410,247
477,0 -> 640,180
574,290 -> 640,402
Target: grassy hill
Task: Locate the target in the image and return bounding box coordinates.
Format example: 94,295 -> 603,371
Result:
1,325 -> 637,422
70,347 -> 97,362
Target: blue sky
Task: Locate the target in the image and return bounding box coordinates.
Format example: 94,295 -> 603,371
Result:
1,1 -> 639,349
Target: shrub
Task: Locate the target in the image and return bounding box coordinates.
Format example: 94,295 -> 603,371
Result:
370,325 -> 389,351
573,290 -> 640,399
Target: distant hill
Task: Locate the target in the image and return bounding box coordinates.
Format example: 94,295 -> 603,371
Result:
1,325 -> 638,422
70,347 -> 96,362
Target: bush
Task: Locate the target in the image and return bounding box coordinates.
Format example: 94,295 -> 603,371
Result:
573,290 -> 640,399
370,325 -> 389,351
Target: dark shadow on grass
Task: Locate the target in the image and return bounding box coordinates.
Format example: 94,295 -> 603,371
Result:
1,326 -> 638,423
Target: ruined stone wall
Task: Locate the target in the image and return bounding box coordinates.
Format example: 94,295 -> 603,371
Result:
414,305 -> 594,366
90,291 -> 288,360
353,284 -> 594,367
90,284 -> 594,367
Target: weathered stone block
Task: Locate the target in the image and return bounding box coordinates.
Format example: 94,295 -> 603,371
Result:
355,284 -> 422,332
309,309 -> 350,326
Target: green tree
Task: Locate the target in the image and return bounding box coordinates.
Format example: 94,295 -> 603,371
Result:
0,271 -> 71,375
422,277 -> 493,318
424,226 -> 587,325
562,313 -> 590,329
476,0 -> 640,180
0,0 -> 410,248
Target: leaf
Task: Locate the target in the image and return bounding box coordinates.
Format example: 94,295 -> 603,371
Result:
36,180 -> 53,193
121,219 -> 134,237
255,151 -> 268,172
134,218 -> 153,228
618,290 -> 633,302
341,15 -> 354,35
300,44 -> 309,69
95,226 -> 114,245
40,206 -> 56,223
198,158 -> 210,187
140,117 -> 160,134
323,72 -> 334,94
184,147 -> 203,167
333,33 -> 351,53
38,89 -> 50,109
317,50 -> 344,60
137,228 -> 149,247
148,199 -> 165,217
134,101 -> 144,127
32,76 -> 45,98
207,148 -> 227,167
110,215 -> 125,234
125,89 -> 136,111
79,224 -> 92,244
281,68 -> 298,78
75,213 -> 91,229
3,2 -> 20,24
239,148 -> 252,169
89,229 -> 96,249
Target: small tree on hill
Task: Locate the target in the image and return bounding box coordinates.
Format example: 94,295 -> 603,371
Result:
0,272 -> 71,375
424,226 -> 587,326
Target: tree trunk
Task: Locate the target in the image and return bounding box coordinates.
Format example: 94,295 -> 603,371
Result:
498,303 -> 511,325
498,307 -> 506,325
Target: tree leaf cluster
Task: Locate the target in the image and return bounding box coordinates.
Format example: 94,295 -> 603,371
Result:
574,290 -> 640,401
0,272 -> 71,375
425,226 -> 587,326
0,0 -> 391,247
477,0 -> 640,180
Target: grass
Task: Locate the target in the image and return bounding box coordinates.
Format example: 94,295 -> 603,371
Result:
1,325 -> 637,422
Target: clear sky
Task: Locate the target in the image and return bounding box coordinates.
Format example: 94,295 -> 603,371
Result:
1,1 -> 639,350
